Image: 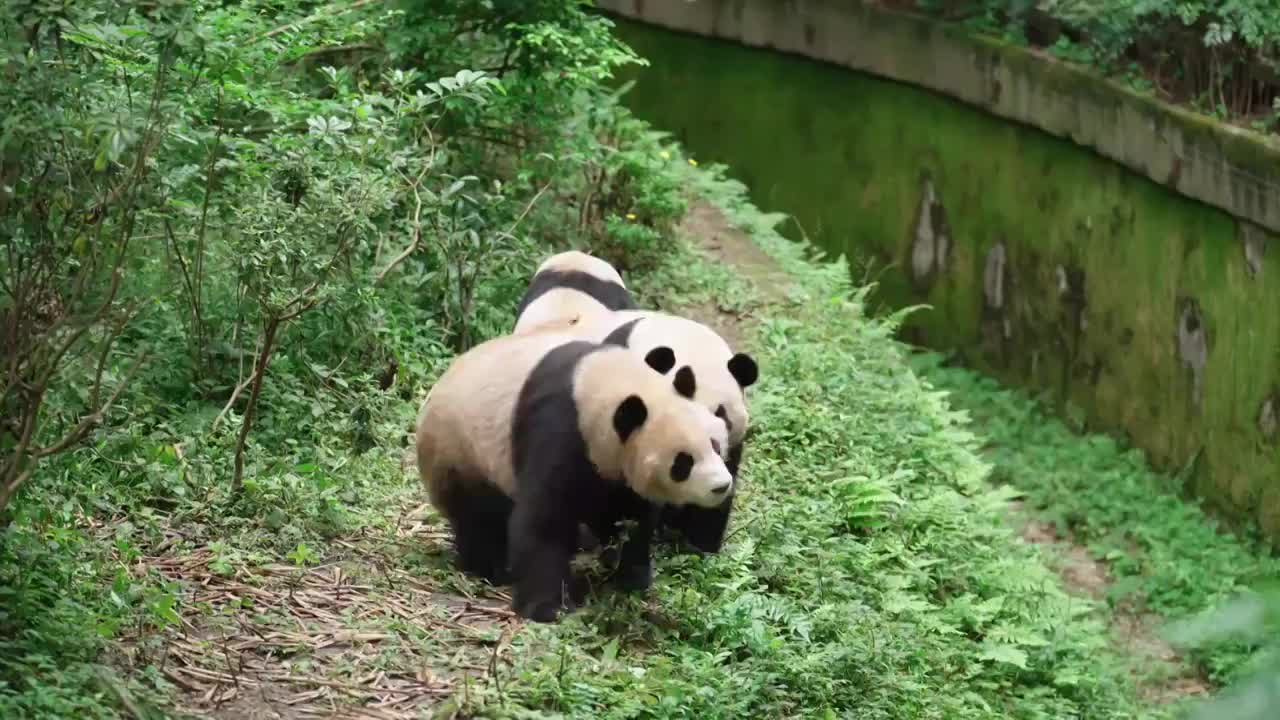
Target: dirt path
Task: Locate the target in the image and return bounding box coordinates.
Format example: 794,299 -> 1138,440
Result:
673,199 -> 792,348
1005,502 -> 1210,704
122,501 -> 514,720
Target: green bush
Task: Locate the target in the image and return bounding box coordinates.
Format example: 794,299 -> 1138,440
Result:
906,0 -> 1280,132
0,0 -> 682,714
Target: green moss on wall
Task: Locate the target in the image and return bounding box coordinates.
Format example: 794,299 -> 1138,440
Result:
612,19 -> 1280,536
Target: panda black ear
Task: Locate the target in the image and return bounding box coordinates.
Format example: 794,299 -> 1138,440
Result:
673,365 -> 697,399
728,353 -> 758,388
643,346 -> 676,374
613,395 -> 648,442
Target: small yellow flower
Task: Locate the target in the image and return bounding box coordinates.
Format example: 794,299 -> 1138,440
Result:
659,150 -> 670,160
687,158 -> 698,167
626,212 -> 636,220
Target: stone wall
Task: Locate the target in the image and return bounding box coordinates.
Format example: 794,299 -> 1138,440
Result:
598,0 -> 1280,235
604,10 -> 1280,537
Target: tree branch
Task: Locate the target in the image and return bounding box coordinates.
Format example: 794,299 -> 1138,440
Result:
31,350 -> 147,460
375,172 -> 428,284
0,468 -> 34,519
212,375 -> 255,432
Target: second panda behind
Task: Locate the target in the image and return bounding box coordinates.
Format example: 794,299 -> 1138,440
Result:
512,250 -> 636,334
415,330 -> 733,623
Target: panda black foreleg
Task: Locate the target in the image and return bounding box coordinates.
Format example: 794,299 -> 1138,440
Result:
588,485 -> 657,593
664,497 -> 733,554
725,440 -> 744,479
507,498 -> 578,623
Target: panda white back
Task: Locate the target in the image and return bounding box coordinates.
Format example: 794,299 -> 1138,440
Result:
513,287 -> 615,335
513,251 -> 636,335
534,250 -> 625,285
416,329 -> 578,501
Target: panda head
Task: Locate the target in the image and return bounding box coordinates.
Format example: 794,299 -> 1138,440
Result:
610,351 -> 734,508
668,349 -> 755,451
711,352 -> 757,447
624,314 -> 759,449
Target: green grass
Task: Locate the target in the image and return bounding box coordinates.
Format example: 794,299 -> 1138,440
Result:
912,352 -> 1280,689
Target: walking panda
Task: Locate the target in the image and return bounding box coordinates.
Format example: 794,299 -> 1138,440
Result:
415,329 -> 732,622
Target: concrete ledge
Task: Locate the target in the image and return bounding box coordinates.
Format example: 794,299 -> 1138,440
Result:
598,0 -> 1280,234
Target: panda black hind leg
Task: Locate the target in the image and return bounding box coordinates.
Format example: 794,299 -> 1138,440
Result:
438,469 -> 514,584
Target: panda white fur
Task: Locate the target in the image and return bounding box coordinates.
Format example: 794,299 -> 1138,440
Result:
512,251 -> 636,335
572,310 -> 758,553
415,329 -> 732,623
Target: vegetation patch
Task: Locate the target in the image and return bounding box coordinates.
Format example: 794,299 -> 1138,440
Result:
888,0 -> 1280,135
914,352 -> 1280,717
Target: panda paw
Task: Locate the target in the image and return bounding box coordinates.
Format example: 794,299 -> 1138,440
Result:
513,595 -> 562,623
567,573 -> 590,606
614,561 -> 653,593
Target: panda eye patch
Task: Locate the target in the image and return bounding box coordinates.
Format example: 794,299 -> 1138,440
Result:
670,452 -> 693,482
711,438 -> 722,456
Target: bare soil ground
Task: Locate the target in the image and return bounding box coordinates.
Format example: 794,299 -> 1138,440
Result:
673,199 -> 792,350
115,497 -> 515,719
1005,501 -> 1211,704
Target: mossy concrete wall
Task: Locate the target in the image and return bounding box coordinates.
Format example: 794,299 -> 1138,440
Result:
604,11 -> 1280,536
598,0 -> 1280,235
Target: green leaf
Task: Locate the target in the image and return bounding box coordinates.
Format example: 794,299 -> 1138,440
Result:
978,643 -> 1028,670
601,637 -> 619,665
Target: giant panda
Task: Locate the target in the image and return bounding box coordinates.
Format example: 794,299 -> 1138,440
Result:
415,329 -> 732,623
572,310 -> 759,553
512,251 -> 636,335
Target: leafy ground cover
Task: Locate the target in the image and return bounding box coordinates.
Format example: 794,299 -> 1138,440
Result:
913,352 -> 1280,718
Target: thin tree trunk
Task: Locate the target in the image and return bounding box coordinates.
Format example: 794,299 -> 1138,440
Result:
232,316 -> 280,494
